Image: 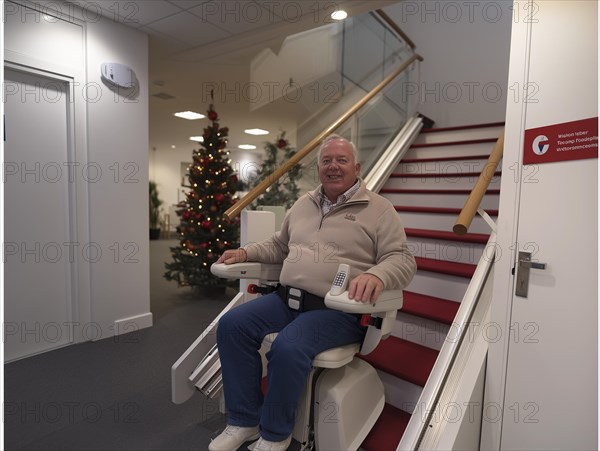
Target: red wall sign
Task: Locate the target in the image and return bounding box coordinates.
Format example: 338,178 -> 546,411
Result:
523,117 -> 598,165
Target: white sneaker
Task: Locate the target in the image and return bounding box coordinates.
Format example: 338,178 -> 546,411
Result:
208,425 -> 260,451
251,435 -> 292,451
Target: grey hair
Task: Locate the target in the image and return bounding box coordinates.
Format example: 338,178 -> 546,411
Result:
316,134 -> 359,163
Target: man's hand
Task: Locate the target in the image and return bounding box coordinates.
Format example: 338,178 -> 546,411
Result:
216,248 -> 247,265
348,273 -> 384,303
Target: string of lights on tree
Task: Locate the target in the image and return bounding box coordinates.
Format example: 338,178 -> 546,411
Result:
164,103 -> 240,289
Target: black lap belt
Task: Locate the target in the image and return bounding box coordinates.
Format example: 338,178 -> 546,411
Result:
277,284 -> 328,312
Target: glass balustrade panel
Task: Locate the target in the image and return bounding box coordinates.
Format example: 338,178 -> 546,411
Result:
246,11 -> 418,202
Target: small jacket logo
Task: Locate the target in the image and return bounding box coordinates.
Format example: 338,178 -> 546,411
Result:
344,213 -> 356,222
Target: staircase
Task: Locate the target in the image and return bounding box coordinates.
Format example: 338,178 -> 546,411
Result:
359,122 -> 504,450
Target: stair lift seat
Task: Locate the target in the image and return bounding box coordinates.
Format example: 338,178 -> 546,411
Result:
207,262 -> 403,450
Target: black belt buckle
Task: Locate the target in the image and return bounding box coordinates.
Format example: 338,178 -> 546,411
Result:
277,284 -> 307,311
286,286 -> 305,311
278,285 -> 327,312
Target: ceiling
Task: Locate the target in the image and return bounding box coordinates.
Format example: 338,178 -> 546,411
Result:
72,0 -> 400,160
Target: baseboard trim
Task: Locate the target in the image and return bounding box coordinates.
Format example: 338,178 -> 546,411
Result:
114,312 -> 153,336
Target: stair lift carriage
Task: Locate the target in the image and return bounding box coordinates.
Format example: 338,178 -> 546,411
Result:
171,210 -> 404,450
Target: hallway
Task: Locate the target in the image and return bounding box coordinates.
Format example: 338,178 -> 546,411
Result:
5,239 -> 233,450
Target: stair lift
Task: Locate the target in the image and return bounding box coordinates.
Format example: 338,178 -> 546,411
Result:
171,210 -> 403,450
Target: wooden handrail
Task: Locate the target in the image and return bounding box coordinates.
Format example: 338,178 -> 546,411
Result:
453,132 -> 504,235
375,9 -> 416,50
224,53 -> 423,220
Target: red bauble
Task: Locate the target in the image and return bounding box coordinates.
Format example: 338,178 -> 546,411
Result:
200,242 -> 209,249
182,211 -> 191,220
208,110 -> 218,121
201,220 -> 212,230
215,193 -> 225,203
277,139 -> 287,149
194,213 -> 202,220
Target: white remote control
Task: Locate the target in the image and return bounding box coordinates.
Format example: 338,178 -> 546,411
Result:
329,264 -> 350,295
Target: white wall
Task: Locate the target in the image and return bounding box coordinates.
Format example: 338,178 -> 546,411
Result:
384,0 -> 512,127
5,0 -> 151,342
84,9 -> 152,338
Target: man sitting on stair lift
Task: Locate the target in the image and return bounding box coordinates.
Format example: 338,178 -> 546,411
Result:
210,134 -> 417,451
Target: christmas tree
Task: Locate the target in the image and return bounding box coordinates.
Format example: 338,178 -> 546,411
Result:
164,104 -> 240,289
252,132 -> 302,210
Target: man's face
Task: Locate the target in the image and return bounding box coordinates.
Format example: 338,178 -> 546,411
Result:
317,139 -> 361,201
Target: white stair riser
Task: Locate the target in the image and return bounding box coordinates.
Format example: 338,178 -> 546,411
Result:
404,142 -> 500,159
384,192 -> 499,209
393,312 -> 451,351
396,159 -> 501,175
414,126 -> 504,145
398,211 -> 495,234
385,174 -> 502,190
378,370 -> 423,414
409,271 -> 469,302
407,237 -> 484,265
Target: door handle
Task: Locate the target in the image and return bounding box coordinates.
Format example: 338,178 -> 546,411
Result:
515,251 -> 547,298
519,260 -> 547,270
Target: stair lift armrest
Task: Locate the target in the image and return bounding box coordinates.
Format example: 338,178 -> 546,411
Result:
325,290 -> 403,355
324,289 -> 403,314
210,262 -> 283,282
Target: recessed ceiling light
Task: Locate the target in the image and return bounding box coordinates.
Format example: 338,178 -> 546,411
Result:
190,136 -> 204,142
331,10 -> 348,20
238,144 -> 257,150
244,128 -> 270,136
171,145 -> 176,149
175,111 -> 205,120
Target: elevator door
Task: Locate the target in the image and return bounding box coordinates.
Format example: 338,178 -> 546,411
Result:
4,68 -> 76,361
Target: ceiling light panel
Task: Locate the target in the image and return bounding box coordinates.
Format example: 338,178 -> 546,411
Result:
331,10 -> 348,21
244,128 -> 270,135
175,111 -> 205,120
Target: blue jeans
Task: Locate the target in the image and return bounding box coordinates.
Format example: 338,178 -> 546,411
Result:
216,292 -> 366,441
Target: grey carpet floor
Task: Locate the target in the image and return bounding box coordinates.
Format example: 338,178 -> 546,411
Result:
4,239 -> 233,450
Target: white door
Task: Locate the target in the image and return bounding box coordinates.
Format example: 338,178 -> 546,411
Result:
499,2 -> 597,449
4,68 -> 76,361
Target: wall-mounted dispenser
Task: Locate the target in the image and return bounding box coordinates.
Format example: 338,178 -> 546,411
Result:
101,62 -> 136,88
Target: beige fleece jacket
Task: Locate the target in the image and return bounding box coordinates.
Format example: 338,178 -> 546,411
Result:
244,181 -> 417,298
